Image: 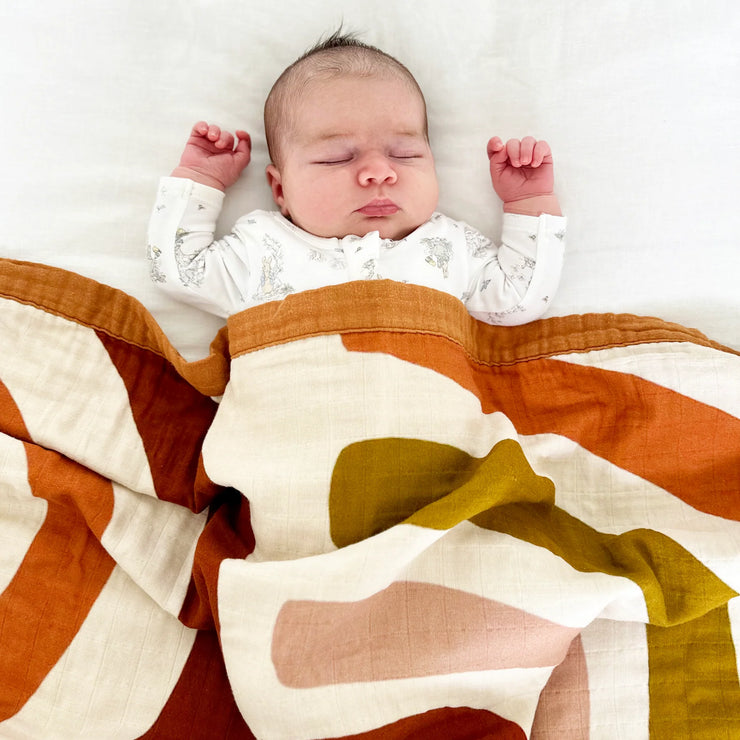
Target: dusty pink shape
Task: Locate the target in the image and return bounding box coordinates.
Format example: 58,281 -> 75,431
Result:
531,634 -> 590,739
272,581 -> 581,688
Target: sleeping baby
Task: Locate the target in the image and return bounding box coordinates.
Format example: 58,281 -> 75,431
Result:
147,30 -> 566,325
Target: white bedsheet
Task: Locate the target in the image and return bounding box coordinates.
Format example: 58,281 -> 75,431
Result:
2,1 -> 739,358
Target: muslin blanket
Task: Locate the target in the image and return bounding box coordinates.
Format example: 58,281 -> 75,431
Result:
1,259 -> 739,739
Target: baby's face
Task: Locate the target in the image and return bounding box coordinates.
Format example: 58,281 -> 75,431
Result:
266,73 -> 438,240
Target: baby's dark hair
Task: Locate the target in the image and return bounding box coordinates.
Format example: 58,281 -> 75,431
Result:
264,29 -> 428,166
295,28 -> 385,58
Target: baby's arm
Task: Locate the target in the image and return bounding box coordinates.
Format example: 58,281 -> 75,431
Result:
461,137 -> 565,325
147,122 -> 254,316
171,121 -> 252,191
486,137 -> 562,216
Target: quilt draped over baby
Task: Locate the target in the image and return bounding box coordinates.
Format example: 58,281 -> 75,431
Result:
1,258 -> 739,739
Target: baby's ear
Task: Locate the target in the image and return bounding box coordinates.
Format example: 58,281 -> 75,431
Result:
265,164 -> 288,213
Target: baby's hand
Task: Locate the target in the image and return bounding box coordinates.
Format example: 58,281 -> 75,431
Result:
486,136 -> 554,204
172,122 -> 252,191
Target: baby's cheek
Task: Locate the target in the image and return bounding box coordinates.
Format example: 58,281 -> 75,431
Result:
290,189 -> 345,236
307,189 -> 342,221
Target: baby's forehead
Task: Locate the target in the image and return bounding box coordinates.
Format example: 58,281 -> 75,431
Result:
292,73 -> 426,135
290,63 -> 419,101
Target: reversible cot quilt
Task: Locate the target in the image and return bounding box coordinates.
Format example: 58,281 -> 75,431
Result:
1,258 -> 739,739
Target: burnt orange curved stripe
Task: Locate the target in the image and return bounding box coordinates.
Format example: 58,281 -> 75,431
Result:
99,323 -> 257,629
272,581 -> 580,688
95,331 -> 219,512
331,705 -> 526,740
342,331 -> 740,521
0,378 -> 30,442
136,629 -> 256,740
1,375 -> 114,541
24,443 -> 115,546
179,487 -> 255,631
0,443 -> 115,719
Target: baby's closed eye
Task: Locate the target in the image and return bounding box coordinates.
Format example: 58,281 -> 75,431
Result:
314,157 -> 353,165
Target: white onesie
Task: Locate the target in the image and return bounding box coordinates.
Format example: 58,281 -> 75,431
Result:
147,177 -> 566,325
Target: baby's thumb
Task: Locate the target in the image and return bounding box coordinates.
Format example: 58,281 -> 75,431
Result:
486,136 -> 506,162
235,132 -> 252,165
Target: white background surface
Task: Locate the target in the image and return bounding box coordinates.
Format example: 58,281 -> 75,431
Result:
2,1 -> 739,358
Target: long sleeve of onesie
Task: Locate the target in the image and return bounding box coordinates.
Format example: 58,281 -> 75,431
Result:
462,212 -> 567,325
147,177 -> 249,317
147,177 -> 566,324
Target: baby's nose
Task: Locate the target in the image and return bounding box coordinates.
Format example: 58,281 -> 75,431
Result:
357,153 -> 398,185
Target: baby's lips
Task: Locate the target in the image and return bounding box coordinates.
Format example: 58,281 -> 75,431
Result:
357,198 -> 399,216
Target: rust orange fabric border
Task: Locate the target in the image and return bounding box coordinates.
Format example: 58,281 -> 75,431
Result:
224,278 -> 733,362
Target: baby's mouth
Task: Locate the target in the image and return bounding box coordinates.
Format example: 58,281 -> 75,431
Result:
356,199 -> 399,216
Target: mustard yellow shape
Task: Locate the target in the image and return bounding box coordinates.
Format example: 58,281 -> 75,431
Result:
329,437 -> 554,547
329,436 -> 737,627
647,604 -> 740,739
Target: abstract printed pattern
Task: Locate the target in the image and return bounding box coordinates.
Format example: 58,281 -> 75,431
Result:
1,261 -> 739,739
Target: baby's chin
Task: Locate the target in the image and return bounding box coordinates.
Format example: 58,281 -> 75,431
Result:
353,219 -> 424,241
288,213 -> 426,241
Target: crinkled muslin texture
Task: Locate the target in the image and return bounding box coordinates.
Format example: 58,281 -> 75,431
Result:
1,259 -> 739,739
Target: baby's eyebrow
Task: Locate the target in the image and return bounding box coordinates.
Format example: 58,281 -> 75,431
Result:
309,132 -> 353,143
304,129 -> 426,145
389,131 -> 426,141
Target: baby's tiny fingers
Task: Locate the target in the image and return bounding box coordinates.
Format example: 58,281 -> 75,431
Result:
505,138 -> 522,166
207,126 -> 234,150
192,121 -> 210,137
486,136 -> 505,159
235,131 -> 252,152
531,139 -> 552,167
519,136 -> 536,166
